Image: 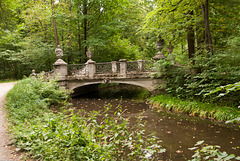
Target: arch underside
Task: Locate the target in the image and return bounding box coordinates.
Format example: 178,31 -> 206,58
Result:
66,78 -> 162,96
70,78 -> 154,90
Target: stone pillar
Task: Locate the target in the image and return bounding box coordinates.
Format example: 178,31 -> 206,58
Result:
119,59 -> 127,77
53,59 -> 68,80
112,61 -> 117,74
53,45 -> 68,80
85,59 -> 96,79
137,60 -> 143,72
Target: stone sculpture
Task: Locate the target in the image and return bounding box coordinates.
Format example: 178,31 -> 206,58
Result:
153,36 -> 166,60
55,45 -> 63,59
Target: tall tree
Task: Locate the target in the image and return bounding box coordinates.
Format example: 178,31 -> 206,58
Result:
51,0 -> 59,47
83,0 -> 87,55
200,0 -> 213,54
187,11 -> 195,60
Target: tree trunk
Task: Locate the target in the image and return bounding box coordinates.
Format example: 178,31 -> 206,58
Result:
51,0 -> 59,47
201,0 -> 213,54
83,0 -> 88,57
187,11 -> 195,62
78,24 -> 81,52
67,0 -> 72,64
187,29 -> 195,59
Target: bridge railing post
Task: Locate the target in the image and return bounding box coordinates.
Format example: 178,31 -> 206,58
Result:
112,61 -> 117,74
137,60 -> 143,72
52,45 -> 68,80
53,61 -> 68,80
119,59 -> 127,77
86,59 -> 96,79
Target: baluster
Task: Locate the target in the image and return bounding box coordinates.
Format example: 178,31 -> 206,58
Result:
137,60 -> 143,72
112,61 -> 117,74
119,59 -> 127,77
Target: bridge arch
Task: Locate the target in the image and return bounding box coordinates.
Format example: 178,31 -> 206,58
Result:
65,78 -> 160,97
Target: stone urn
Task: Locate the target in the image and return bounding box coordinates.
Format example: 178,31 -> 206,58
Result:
153,38 -> 166,60
86,49 -> 92,60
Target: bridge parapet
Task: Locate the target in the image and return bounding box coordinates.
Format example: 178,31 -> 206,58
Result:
66,59 -> 154,80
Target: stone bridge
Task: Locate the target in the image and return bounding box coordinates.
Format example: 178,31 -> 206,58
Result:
36,46 -> 168,96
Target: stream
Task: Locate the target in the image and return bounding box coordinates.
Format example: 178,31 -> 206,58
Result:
70,90 -> 240,160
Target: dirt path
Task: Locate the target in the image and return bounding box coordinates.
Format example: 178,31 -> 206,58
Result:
0,82 -> 21,161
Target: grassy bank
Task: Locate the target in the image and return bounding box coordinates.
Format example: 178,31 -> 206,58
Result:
150,95 -> 240,122
5,76 -> 165,160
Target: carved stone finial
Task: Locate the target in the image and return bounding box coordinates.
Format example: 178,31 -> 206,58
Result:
153,37 -> 166,60
55,45 -> 63,59
155,39 -> 165,52
86,49 -> 92,60
30,69 -> 37,77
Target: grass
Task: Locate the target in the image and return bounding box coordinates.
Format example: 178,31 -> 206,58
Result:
150,95 -> 240,122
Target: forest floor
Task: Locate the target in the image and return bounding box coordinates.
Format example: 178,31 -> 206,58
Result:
0,82 -> 23,161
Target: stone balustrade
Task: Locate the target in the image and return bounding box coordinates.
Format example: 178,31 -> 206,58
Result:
65,59 -> 153,79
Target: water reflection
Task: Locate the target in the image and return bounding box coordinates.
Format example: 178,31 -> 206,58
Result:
70,97 -> 240,161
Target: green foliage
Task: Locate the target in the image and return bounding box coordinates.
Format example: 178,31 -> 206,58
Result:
94,35 -> 140,62
189,140 -> 240,161
6,75 -> 70,123
164,51 -> 240,106
0,0 -> 152,79
205,81 -> 240,107
150,95 -> 240,122
6,77 -> 165,160
165,66 -> 190,98
150,59 -> 173,78
0,28 -> 24,79
188,53 -> 240,105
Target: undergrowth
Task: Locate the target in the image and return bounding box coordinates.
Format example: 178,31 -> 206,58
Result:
5,76 -> 166,160
150,95 -> 240,122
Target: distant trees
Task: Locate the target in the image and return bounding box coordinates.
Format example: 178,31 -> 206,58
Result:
144,0 -> 240,61
0,0 -> 149,79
